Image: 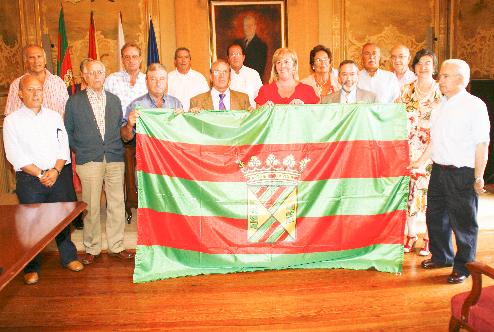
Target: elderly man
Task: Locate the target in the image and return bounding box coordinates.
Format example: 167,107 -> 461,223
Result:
65,60 -> 134,265
358,43 -> 400,103
121,63 -> 183,142
234,15 -> 268,79
412,59 -> 490,284
104,42 -> 148,116
390,44 -> 417,89
322,60 -> 376,104
5,44 -> 68,116
227,42 -> 262,109
3,75 -> 83,285
189,59 -> 251,112
167,47 -> 209,112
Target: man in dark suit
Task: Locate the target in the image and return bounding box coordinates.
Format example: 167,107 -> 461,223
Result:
190,59 -> 251,112
234,15 -> 267,80
322,60 -> 377,104
65,60 -> 134,265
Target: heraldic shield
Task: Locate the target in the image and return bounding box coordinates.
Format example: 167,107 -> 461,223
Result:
239,154 -> 310,243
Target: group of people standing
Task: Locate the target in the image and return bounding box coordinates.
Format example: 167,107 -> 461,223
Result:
3,37 -> 489,285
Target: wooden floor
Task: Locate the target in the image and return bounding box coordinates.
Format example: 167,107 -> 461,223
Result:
0,233 -> 493,331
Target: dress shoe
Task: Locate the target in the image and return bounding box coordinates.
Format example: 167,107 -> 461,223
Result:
403,235 -> 418,253
66,260 -> 84,272
419,239 -> 430,256
421,259 -> 453,269
82,253 -> 99,265
448,271 -> 468,284
108,250 -> 135,260
24,272 -> 39,285
73,219 -> 84,230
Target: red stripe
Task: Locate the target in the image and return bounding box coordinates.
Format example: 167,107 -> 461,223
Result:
264,186 -> 286,209
255,186 -> 267,198
136,134 -> 409,182
137,208 -> 405,254
277,230 -> 290,242
257,219 -> 282,243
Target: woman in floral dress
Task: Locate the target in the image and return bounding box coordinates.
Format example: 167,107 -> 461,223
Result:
397,49 -> 442,256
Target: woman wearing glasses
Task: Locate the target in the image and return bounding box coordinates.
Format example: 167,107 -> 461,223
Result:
301,45 -> 340,98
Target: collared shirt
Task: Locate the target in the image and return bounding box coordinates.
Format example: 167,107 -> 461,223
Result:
339,87 -> 357,103
122,93 -> 183,126
86,87 -> 106,139
167,68 -> 209,111
4,69 -> 69,116
394,68 -> 417,90
3,105 -> 70,171
229,65 -> 262,108
104,70 -> 147,116
211,88 -> 231,110
358,68 -> 400,103
431,89 -> 490,168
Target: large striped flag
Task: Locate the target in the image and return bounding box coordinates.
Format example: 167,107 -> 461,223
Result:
133,104 -> 409,283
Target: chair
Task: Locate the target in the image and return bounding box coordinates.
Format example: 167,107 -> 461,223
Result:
124,144 -> 137,223
449,261 -> 494,332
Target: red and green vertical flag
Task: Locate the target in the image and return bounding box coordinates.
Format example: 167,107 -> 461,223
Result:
88,11 -> 98,60
57,6 -> 74,91
133,104 -> 409,283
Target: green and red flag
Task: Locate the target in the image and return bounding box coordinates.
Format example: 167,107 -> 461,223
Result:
133,104 -> 409,283
57,6 -> 74,92
88,11 -> 98,60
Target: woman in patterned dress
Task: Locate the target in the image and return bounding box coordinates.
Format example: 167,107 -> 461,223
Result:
397,49 -> 442,256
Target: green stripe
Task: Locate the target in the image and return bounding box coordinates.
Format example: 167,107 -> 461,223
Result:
133,244 -> 403,282
138,171 -> 409,218
250,216 -> 277,242
136,104 -> 407,145
267,224 -> 287,243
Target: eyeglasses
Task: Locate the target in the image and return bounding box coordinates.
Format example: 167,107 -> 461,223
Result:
86,70 -> 105,76
123,55 -> 140,60
229,52 -> 243,57
314,58 -> 330,64
391,55 -> 408,60
213,70 -> 229,76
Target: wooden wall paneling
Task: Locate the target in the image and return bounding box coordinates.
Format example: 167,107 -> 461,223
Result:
157,0 -> 177,72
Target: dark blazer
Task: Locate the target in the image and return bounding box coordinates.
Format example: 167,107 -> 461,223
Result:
321,87 -> 377,104
190,90 -> 251,111
64,89 -> 124,165
235,34 -> 267,79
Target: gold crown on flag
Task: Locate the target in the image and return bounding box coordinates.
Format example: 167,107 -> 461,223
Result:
238,154 -> 310,185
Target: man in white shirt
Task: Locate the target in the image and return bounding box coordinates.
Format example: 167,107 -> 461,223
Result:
358,43 -> 400,103
321,60 -> 376,104
167,47 -> 209,111
3,75 -> 83,285
104,42 -> 148,116
412,59 -> 490,284
227,42 -> 262,108
390,44 -> 417,89
189,59 -> 250,112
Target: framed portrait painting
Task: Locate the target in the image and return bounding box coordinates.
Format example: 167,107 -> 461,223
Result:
209,0 -> 287,82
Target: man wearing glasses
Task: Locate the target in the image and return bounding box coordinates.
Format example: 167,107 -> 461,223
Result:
189,59 -> 251,113
65,60 -> 135,266
390,44 -> 417,89
104,42 -> 148,117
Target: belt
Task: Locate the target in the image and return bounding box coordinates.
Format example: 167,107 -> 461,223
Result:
434,163 -> 458,169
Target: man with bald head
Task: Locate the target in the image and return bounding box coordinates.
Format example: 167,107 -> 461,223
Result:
4,75 -> 83,285
5,44 -> 68,116
390,44 -> 417,89
411,59 -> 490,284
65,60 -> 134,265
358,43 -> 400,103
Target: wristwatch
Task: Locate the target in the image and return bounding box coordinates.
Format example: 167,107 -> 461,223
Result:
37,170 -> 46,179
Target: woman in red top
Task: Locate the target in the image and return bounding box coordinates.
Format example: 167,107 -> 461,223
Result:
255,48 -> 320,107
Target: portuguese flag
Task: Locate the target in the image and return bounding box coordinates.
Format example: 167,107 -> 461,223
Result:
57,7 -> 74,90
133,104 -> 409,283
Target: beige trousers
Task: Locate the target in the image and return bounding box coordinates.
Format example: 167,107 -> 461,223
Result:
77,160 -> 126,255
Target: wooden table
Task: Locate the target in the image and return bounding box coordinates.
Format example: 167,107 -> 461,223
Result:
0,201 -> 87,291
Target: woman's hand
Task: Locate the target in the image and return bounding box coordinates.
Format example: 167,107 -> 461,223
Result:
289,99 -> 304,105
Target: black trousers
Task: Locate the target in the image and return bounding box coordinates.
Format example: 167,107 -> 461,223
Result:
16,164 -> 78,273
426,163 -> 478,276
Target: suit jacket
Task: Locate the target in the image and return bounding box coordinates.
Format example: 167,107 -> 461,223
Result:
235,34 -> 267,79
190,89 -> 251,111
64,90 -> 124,164
321,87 -> 377,104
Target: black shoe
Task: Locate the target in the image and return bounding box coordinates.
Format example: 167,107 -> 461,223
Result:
421,259 -> 453,269
73,215 -> 84,230
447,271 -> 468,284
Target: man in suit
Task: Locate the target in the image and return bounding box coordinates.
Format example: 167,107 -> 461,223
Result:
322,60 -> 376,104
234,15 -> 267,80
190,59 -> 251,112
65,60 -> 134,265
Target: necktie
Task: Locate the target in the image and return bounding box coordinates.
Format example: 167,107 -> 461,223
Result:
244,38 -> 249,48
219,93 -> 226,110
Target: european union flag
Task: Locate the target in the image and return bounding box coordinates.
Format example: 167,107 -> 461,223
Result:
147,18 -> 159,66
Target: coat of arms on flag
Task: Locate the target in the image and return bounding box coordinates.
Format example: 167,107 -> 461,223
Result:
239,154 -> 310,243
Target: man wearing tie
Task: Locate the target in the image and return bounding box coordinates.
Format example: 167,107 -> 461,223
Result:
322,60 -> 376,104
190,59 -> 251,112
234,15 -> 268,80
